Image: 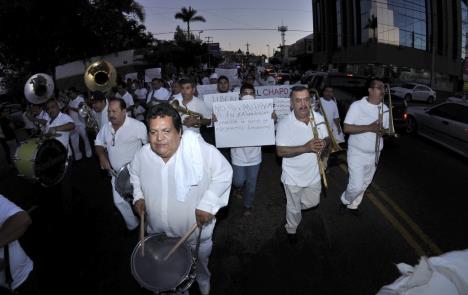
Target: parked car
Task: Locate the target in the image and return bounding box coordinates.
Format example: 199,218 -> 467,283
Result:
406,101 -> 468,158
390,83 -> 436,104
447,93 -> 468,103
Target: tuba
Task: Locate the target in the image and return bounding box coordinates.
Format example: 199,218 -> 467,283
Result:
83,60 -> 117,93
309,88 -> 343,154
24,73 -> 55,104
170,100 -> 204,128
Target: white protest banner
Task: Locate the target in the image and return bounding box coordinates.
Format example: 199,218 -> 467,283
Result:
255,85 -> 293,98
196,84 -> 218,99
213,99 -> 275,148
273,97 -> 291,121
124,72 -> 138,81
203,92 -> 239,111
144,68 -> 161,82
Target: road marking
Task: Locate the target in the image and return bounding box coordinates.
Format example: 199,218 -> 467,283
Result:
338,163 -> 441,256
370,183 -> 442,255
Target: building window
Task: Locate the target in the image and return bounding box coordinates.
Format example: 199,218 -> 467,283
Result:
360,0 -> 427,50
462,0 -> 468,59
336,0 -> 342,48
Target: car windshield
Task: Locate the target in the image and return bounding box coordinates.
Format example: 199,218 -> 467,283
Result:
400,84 -> 415,89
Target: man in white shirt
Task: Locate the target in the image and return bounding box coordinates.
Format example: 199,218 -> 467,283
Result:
67,87 -> 93,160
115,81 -> 135,110
130,104 -> 232,295
276,85 -> 329,244
91,92 -> 109,131
230,84 -> 262,216
320,86 -> 345,144
0,195 -> 37,294
340,79 -> 389,214
23,104 -> 49,136
170,81 -> 182,100
95,98 -> 147,230
174,78 -> 212,134
45,99 -> 75,151
146,78 -> 171,106
133,81 -> 148,102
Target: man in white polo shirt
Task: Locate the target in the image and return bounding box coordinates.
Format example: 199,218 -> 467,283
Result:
173,78 -> 212,134
276,85 -> 328,244
95,98 -> 147,230
45,99 -> 75,151
0,195 -> 37,294
339,79 -> 389,215
67,87 -> 93,160
91,91 -> 109,131
146,78 -> 171,106
115,81 -> 134,110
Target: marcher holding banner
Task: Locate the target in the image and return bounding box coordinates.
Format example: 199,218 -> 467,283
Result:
275,86 -> 329,244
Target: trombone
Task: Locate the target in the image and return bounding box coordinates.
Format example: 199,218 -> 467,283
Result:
310,88 -> 343,154
170,100 -> 204,128
307,92 -> 328,190
374,84 -> 398,166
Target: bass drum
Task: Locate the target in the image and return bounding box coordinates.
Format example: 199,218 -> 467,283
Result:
131,234 -> 196,294
14,138 -> 68,187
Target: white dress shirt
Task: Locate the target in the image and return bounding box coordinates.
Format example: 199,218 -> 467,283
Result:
276,111 -> 328,187
45,112 -> 74,150
116,91 -> 134,107
0,195 -> 33,290
320,97 -> 345,143
174,96 -> 212,134
146,87 -> 171,103
129,136 -> 232,242
134,87 -> 148,101
94,116 -> 147,171
344,97 -> 389,154
96,102 -> 109,131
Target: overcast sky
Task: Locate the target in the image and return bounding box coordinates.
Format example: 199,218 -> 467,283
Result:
138,0 -> 313,55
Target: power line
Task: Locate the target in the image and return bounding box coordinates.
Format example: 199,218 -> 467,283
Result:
152,28 -> 312,36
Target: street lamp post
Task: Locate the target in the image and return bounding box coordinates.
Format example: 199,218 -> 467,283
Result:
266,44 -> 270,58
198,30 -> 204,41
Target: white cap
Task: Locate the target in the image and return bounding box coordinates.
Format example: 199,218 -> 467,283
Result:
209,73 -> 219,79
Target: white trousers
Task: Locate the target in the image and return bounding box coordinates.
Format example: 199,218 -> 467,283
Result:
70,124 -> 92,160
340,148 -> 377,209
284,182 -> 321,234
191,238 -> 212,295
111,176 -> 139,230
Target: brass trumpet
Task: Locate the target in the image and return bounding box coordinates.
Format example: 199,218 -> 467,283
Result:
170,100 -> 204,128
78,104 -> 99,133
309,88 -> 343,153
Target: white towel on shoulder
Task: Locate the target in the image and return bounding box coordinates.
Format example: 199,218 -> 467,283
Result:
175,130 -> 204,202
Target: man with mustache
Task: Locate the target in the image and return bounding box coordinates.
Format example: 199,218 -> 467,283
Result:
275,85 -> 329,244
95,98 -> 147,230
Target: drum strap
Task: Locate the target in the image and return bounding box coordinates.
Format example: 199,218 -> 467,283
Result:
194,227 -> 203,264
3,244 -> 13,289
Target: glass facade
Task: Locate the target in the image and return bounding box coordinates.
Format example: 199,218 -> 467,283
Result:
336,0 -> 342,48
462,1 -> 468,58
360,0 -> 427,50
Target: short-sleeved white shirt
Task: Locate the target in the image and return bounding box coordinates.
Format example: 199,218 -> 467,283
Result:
320,97 -> 345,143
134,87 -> 148,100
116,91 -> 134,107
0,195 -> 33,290
96,102 -> 109,131
94,116 -> 147,171
344,97 -> 389,154
276,111 -> 328,187
147,87 -> 171,103
45,112 -> 74,150
230,147 -> 262,166
174,96 -> 212,134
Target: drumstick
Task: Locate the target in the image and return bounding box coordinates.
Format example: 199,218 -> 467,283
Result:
140,213 -> 145,256
163,223 -> 198,261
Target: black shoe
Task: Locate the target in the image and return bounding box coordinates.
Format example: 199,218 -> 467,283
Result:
287,233 -> 298,245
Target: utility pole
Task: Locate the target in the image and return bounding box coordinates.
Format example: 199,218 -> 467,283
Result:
204,36 -> 213,43
245,43 -> 250,54
266,44 -> 270,58
278,25 -> 288,64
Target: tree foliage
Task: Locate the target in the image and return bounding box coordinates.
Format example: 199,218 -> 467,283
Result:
174,6 -> 206,40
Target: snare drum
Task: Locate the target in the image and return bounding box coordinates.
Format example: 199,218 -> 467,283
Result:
130,234 -> 196,294
14,138 -> 68,187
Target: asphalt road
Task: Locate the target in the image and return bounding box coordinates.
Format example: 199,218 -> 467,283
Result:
1,130 -> 467,295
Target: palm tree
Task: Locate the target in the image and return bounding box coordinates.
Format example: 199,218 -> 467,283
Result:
174,6 -> 206,40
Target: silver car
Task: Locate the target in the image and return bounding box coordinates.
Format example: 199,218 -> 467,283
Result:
406,101 -> 468,158
390,83 -> 437,104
